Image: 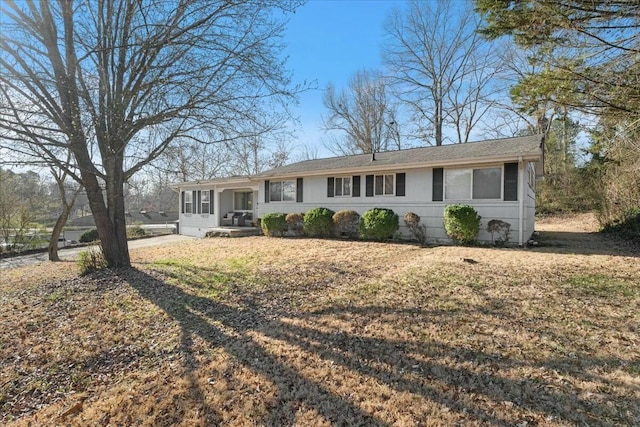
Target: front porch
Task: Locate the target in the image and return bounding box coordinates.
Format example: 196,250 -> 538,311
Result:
205,225 -> 261,238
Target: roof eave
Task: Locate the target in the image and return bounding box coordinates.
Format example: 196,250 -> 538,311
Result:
254,152 -> 542,180
170,177 -> 256,190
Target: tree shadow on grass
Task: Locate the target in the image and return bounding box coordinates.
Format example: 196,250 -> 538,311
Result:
127,268 -> 388,426
126,268 -> 636,426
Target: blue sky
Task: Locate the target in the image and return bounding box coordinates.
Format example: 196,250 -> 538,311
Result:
283,0 -> 402,157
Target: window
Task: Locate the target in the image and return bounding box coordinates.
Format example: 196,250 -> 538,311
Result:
366,173 -> 401,197
269,181 -> 282,202
473,168 -> 501,199
201,191 -> 210,214
283,181 -> 296,201
444,167 -> 502,200
328,176 -> 359,198
184,191 -> 193,214
269,180 -> 296,202
234,191 -> 253,211
334,176 -> 351,197
375,174 -> 394,195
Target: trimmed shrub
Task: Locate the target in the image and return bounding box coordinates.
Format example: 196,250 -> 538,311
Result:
79,228 -> 99,243
285,212 -> 305,236
261,213 -> 288,237
303,207 -> 335,237
77,245 -> 107,275
444,204 -> 481,244
359,208 -> 399,241
333,210 -> 360,238
404,212 -> 428,246
127,226 -> 147,239
486,219 -> 511,244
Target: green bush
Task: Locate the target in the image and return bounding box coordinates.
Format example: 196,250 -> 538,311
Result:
359,208 -> 399,241
303,207 -> 335,237
79,228 -> 99,243
404,212 -> 428,246
285,212 -> 305,236
333,210 -> 360,238
77,245 -> 107,275
127,226 -> 147,238
261,213 -> 288,237
444,204 -> 481,244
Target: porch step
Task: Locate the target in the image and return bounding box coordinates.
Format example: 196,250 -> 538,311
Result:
205,226 -> 261,238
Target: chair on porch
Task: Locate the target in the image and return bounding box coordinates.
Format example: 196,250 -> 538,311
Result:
221,212 -> 236,226
236,212 -> 252,226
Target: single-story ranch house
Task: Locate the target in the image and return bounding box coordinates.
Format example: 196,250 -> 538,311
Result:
172,134 -> 544,245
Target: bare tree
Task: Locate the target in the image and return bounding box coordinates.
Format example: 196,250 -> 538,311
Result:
226,136 -> 291,176
0,138 -> 82,260
383,0 -> 504,145
0,168 -> 36,251
322,69 -> 401,155
47,160 -> 83,261
159,138 -> 233,183
0,0 -> 302,267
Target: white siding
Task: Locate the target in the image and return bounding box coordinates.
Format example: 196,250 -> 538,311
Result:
257,167 -> 527,244
178,189 -> 216,237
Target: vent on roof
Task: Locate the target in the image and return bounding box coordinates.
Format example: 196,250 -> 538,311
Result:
371,152 -> 376,161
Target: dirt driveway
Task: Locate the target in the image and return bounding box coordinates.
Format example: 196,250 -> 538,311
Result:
534,212 -> 638,256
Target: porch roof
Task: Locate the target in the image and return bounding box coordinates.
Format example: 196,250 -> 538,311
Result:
170,176 -> 257,191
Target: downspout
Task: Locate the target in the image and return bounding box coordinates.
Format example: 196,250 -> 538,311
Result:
518,156 -> 525,245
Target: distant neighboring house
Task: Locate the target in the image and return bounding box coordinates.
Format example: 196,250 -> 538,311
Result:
172,135 -> 544,245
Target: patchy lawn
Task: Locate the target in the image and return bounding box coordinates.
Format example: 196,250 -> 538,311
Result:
1,213 -> 638,426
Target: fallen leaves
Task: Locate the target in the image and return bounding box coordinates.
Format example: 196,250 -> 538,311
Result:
0,215 -> 638,426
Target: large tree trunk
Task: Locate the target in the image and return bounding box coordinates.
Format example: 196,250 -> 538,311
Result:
105,155 -> 130,268
76,150 -> 130,268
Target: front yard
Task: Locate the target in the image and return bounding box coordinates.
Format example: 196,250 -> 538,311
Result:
1,214 -> 638,426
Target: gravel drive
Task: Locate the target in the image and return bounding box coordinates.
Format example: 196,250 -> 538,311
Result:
0,234 -> 194,270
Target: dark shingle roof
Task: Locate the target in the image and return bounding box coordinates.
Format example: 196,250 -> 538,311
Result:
256,135 -> 543,178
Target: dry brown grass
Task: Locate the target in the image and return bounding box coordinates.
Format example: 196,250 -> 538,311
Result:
1,213 -> 639,426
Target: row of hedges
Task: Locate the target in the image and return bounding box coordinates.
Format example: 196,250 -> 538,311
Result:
261,208 -> 400,241
261,204 -> 494,246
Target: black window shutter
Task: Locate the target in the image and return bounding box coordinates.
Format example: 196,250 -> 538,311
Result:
209,189 -> 214,213
504,163 -> 518,201
365,175 -> 374,197
432,168 -> 443,201
181,191 -> 185,213
396,173 -> 406,196
352,175 -> 361,197
327,177 -> 334,198
264,180 -> 270,203
195,190 -> 200,214
296,178 -> 303,202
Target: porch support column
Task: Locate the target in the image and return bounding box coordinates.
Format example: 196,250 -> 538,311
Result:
214,187 -> 221,227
